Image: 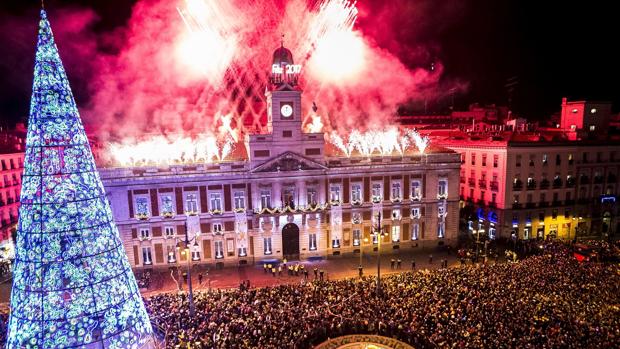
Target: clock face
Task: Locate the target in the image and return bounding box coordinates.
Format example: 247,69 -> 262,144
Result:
280,104 -> 293,118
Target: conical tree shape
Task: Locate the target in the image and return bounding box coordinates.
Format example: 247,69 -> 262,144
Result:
6,9 -> 154,348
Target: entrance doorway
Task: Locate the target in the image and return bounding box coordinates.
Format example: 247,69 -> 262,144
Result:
282,223 -> 300,259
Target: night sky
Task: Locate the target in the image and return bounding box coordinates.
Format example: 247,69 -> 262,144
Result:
0,0 -> 617,126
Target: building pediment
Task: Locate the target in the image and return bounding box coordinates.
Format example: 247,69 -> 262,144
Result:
251,151 -> 327,173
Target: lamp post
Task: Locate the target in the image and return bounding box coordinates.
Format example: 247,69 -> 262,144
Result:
176,218 -> 199,317
358,237 -> 370,277
373,212 -> 386,295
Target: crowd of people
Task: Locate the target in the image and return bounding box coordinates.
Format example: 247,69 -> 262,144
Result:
143,241 -> 619,348
0,241 -> 618,348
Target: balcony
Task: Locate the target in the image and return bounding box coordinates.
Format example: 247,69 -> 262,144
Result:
512,203 -> 522,209
488,201 -> 497,208
538,201 -> 549,208
608,174 -> 617,183
526,181 -> 537,190
566,179 -> 576,188
478,180 -> 487,189
476,199 -> 486,207
579,176 -> 590,185
552,179 -> 562,188
539,180 -> 550,190
460,177 -> 465,184
468,178 -> 476,187
490,181 -> 499,191
565,199 -> 575,205
593,176 -> 604,184
551,200 -> 562,207
525,202 -> 536,209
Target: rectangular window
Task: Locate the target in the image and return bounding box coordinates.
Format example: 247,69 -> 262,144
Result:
471,153 -> 476,165
437,179 -> 448,198
568,153 -> 574,164
391,182 -> 401,200
391,209 -> 401,220
529,155 -> 535,166
260,190 -> 272,209
305,148 -> 321,156
482,154 -> 487,166
215,241 -> 224,259
411,180 -> 422,200
142,247 -> 152,265
542,154 -> 548,165
437,221 -> 445,238
164,226 -> 175,237
391,225 -> 400,242
491,193 -> 497,203
135,197 -> 149,217
264,237 -> 273,254
167,246 -> 176,263
160,195 -> 174,215
412,223 -> 419,240
309,234 -> 317,250
191,246 -> 201,261
282,130 -> 293,137
332,237 -> 340,248
212,223 -> 223,233
411,206 -> 421,219
306,188 -> 317,205
233,191 -> 245,210
186,193 -> 198,213
139,228 -> 150,239
283,188 -> 295,207
238,246 -> 247,257
493,154 -> 499,168
209,193 -> 222,211
372,183 -> 382,201
555,154 -> 561,166
516,155 -> 521,167
353,229 -> 361,246
330,185 -> 341,203
254,150 -> 270,157
351,183 -> 362,203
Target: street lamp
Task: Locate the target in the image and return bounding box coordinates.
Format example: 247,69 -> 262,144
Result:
174,217 -> 200,317
358,237 -> 369,276
372,212 -> 387,295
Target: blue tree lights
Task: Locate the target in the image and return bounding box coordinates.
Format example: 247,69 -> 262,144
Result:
6,9 -> 154,348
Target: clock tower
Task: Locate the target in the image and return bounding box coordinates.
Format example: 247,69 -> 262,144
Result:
246,40 -> 324,168
265,41 -> 303,137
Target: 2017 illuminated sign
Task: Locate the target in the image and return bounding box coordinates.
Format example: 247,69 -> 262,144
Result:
272,64 -> 302,74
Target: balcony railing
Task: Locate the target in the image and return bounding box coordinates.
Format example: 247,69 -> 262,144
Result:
512,203 -> 522,209
488,202 -> 497,208
553,180 -> 562,188
538,201 -> 549,207
476,199 -> 486,206
460,177 -> 465,184
478,180 -> 487,189
526,181 -> 537,190
490,181 -> 499,191
580,176 -> 590,185
566,179 -> 576,187
608,174 -> 617,183
593,176 -> 604,184
468,178 -> 476,186
551,200 -> 562,207
565,199 -> 575,205
539,180 -> 550,189
525,202 -> 536,208
513,182 -> 523,191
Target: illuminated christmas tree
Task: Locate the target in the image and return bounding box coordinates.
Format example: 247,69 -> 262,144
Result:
6,9 -> 154,348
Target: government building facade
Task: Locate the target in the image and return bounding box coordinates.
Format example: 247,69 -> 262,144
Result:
99,45 -> 460,269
